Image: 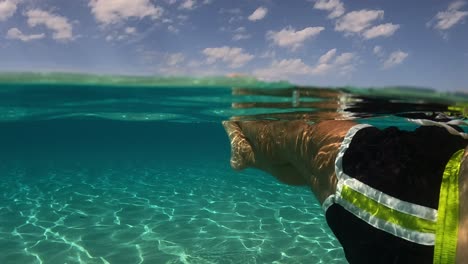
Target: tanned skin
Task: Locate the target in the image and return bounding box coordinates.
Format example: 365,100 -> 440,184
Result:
222,120 -> 356,204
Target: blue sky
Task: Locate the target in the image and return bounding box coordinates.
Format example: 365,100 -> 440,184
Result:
0,0 -> 467,90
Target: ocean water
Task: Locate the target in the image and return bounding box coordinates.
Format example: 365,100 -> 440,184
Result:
0,79 -> 467,264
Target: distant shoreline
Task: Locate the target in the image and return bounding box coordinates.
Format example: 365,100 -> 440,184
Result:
0,72 -> 466,105
0,72 -> 292,89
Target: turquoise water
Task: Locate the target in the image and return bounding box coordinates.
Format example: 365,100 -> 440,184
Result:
0,82 -> 466,264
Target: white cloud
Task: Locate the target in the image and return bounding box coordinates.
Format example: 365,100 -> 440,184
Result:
228,16 -> 243,24
202,46 -> 254,68
334,52 -> 355,65
311,62 -> 334,75
0,0 -> 17,21
166,53 -> 185,66
232,33 -> 250,41
234,27 -> 246,33
326,8 -> 399,40
104,27 -> 137,42
431,1 -> 468,30
125,27 -> 136,34
178,0 -> 210,10
335,9 -> 384,34
248,6 -> 268,21
179,0 -> 196,10
6,27 -> 44,41
26,9 -> 73,41
318,48 -> 337,64
312,49 -> 356,75
168,25 -> 179,33
232,26 -> 250,40
313,0 -> 345,19
177,14 -> 189,21
363,23 -> 400,39
254,59 -> 315,80
373,45 -> 384,57
157,56 -> 227,77
450,0 -> 466,10
89,0 -> 163,25
267,26 -> 325,50
254,49 -> 357,80
162,18 -> 173,24
383,50 -> 408,69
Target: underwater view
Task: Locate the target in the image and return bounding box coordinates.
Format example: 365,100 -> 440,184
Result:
0,76 -> 346,264
1,0 -> 468,263
0,74 -> 467,263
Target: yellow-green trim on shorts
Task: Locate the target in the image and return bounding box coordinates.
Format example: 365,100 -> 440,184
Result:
433,149 -> 464,264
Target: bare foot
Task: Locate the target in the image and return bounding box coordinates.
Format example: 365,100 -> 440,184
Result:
222,121 -> 255,170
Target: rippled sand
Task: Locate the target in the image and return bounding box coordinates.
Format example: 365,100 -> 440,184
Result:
0,161 -> 345,264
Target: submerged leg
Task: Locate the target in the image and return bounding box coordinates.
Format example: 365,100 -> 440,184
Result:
222,119 -> 356,203
222,120 -> 307,185
222,121 -> 255,170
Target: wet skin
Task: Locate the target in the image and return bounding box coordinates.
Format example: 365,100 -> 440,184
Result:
222,120 -> 356,204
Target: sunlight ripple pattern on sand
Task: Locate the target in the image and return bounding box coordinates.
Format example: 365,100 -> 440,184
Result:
0,161 -> 345,264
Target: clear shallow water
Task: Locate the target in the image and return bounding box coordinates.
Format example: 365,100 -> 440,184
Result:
0,82 -> 466,264
0,121 -> 344,264
0,165 -> 343,264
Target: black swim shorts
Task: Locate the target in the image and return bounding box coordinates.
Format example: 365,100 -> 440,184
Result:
325,124 -> 468,264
